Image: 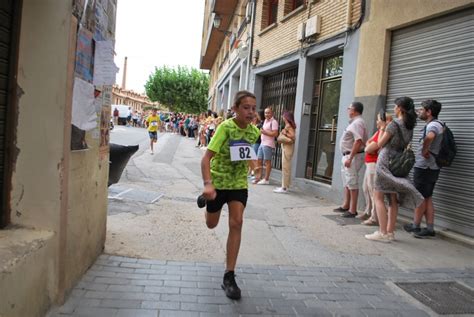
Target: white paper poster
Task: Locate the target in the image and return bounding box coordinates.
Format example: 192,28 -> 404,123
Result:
93,40 -> 119,86
72,77 -> 97,131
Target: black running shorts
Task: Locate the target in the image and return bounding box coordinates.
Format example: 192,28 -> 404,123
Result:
206,189 -> 248,213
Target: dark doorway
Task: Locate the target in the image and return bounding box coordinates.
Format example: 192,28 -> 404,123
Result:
261,67 -> 298,170
306,54 -> 343,184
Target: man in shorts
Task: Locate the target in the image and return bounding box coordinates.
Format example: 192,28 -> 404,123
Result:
404,99 -> 443,238
334,101 -> 368,217
146,108 -> 160,154
253,107 -> 278,185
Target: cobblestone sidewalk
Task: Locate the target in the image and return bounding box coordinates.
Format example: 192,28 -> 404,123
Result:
47,254 -> 474,317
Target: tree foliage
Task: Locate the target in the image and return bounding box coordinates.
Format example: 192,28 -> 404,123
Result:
145,66 -> 209,114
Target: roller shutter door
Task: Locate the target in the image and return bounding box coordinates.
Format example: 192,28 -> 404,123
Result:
386,9 -> 474,237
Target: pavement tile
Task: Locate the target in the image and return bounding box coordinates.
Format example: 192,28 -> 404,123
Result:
141,300 -> 180,310
94,277 -> 131,285
160,294 -> 198,303
148,274 -> 181,281
107,284 -> 144,292
73,306 -> 118,317
99,299 -> 142,309
119,262 -> 151,269
108,256 -> 138,263
219,303 -> 260,314
115,308 -> 158,317
158,311 -> 199,317
163,280 -> 197,288
130,279 -> 164,286
136,259 -> 167,265
197,295 -> 232,305
180,302 -> 220,313
180,288 -> 216,296
115,272 -> 149,280
144,286 -> 180,294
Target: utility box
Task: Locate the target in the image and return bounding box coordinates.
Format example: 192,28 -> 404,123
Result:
297,22 -> 306,41
305,15 -> 321,37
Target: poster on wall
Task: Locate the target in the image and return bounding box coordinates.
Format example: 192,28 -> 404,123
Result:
71,77 -> 96,151
99,85 -> 113,160
75,27 -> 94,83
99,105 -> 111,160
93,41 -> 118,86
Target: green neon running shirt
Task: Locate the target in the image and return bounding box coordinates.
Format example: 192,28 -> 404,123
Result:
207,118 -> 260,190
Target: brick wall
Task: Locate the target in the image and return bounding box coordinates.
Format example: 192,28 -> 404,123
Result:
253,0 -> 362,66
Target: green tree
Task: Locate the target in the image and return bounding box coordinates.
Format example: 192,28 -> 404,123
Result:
145,66 -> 209,113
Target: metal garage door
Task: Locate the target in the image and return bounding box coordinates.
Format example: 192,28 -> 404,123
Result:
386,9 -> 474,237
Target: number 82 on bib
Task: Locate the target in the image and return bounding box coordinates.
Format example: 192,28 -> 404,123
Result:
229,140 -> 257,161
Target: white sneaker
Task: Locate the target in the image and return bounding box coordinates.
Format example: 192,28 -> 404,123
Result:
273,187 -> 288,193
387,232 -> 395,241
365,231 -> 391,242
150,150 -> 154,155
256,179 -> 270,185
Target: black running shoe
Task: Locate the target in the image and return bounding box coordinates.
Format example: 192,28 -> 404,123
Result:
403,223 -> 421,233
197,195 -> 206,208
221,271 -> 241,300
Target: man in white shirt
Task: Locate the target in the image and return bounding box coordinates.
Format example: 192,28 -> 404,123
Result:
334,102 -> 368,217
254,107 -> 279,185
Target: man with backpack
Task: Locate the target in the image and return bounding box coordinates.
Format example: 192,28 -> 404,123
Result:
404,99 -> 445,238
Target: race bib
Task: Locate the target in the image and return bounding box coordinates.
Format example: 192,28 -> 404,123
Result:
229,140 -> 257,161
151,121 -> 158,126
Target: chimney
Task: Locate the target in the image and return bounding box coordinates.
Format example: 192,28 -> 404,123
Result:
122,56 -> 128,89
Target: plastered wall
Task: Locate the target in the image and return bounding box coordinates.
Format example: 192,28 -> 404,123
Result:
355,0 -> 473,97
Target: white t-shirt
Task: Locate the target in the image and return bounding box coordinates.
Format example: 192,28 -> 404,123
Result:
339,116 -> 367,153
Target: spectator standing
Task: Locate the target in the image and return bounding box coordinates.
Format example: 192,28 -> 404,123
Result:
113,107 -> 119,125
360,112 -> 392,226
126,107 -> 132,126
404,99 -> 444,238
365,97 -> 423,242
334,102 -> 368,218
273,111 -> 297,194
253,107 -> 279,185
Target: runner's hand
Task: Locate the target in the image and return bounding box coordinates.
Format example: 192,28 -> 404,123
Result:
202,184 -> 216,201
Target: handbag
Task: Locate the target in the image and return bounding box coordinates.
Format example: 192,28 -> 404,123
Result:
277,131 -> 293,144
389,121 -> 415,177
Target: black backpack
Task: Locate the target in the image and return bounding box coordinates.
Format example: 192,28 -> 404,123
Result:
426,120 -> 457,168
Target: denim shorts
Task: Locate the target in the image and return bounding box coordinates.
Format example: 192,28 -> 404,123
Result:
257,145 -> 274,161
206,189 -> 248,213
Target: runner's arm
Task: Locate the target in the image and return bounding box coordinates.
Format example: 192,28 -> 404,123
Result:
201,149 -> 217,200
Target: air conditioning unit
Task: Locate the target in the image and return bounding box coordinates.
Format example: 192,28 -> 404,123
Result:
305,15 -> 321,37
296,22 -> 305,41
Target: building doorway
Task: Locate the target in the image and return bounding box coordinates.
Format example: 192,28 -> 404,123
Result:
261,67 -> 298,170
306,54 -> 343,184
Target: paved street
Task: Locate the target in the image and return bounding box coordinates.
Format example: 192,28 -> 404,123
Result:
48,130 -> 474,317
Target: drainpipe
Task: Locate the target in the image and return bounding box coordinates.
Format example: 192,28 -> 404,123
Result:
244,0 -> 256,90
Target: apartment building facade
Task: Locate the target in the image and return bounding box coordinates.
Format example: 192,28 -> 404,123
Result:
201,0 -> 473,237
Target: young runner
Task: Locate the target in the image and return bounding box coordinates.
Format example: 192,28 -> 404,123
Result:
146,108 -> 160,154
199,90 -> 260,300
